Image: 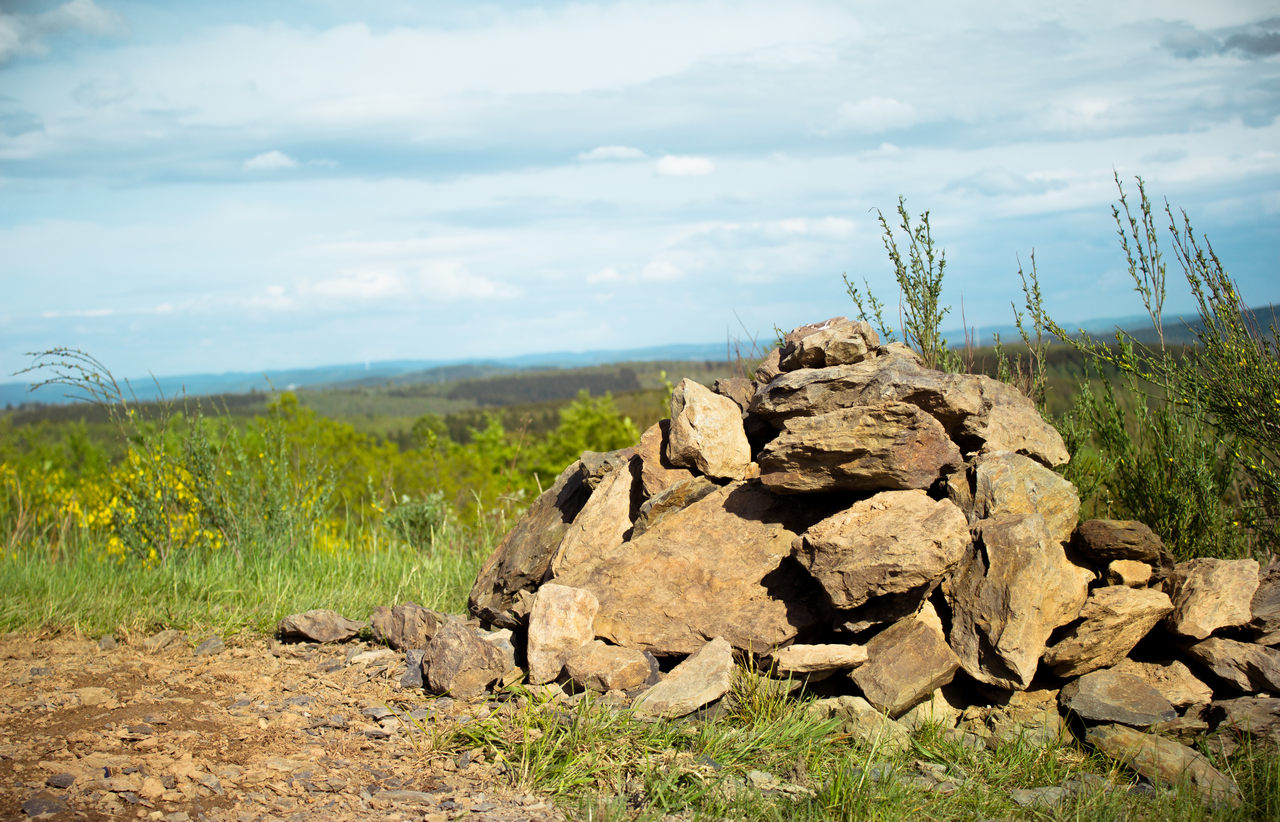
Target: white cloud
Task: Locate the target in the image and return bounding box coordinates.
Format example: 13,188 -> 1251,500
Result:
587,266 -> 625,284
416,261 -> 519,300
834,96 -> 918,133
243,150 -> 298,172
641,260 -> 682,281
655,155 -> 714,177
41,307 -> 114,318
777,217 -> 855,238
307,269 -> 404,299
578,145 -> 647,161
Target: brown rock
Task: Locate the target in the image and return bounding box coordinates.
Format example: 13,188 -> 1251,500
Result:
1106,559 -> 1153,588
526,584 -> 599,685
946,513 -> 1091,689
943,468 -> 976,524
897,687 -> 963,731
1111,658 -> 1213,708
578,448 -> 636,489
667,379 -> 752,480
754,348 -> 782,384
370,603 -> 446,650
553,482 -> 829,656
749,356 -> 1069,466
468,459 -> 592,628
549,459 -> 637,578
422,620 -> 506,699
1087,723 -> 1241,807
832,587 -> 934,635
1042,586 -> 1173,677
1251,558 -> 1280,635
636,420 -> 696,498
796,490 -> 969,610
1060,668 -> 1177,727
850,613 -> 960,716
276,610 -> 365,644
769,644 -> 868,675
1072,519 -> 1171,566
633,637 -> 735,718
1212,696 -> 1280,743
631,475 -> 718,539
713,377 -> 756,412
778,317 -> 880,370
1164,558 -> 1260,640
807,695 -> 911,753
758,404 -> 962,493
973,451 -> 1080,546
1185,637 -> 1280,694
564,640 -> 653,692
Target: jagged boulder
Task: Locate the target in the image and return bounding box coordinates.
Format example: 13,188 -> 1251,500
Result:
667,378 -> 752,480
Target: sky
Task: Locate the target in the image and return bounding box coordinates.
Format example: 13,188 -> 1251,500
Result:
1,1 -> 1278,381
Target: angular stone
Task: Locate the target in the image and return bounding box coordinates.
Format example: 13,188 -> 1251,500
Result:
554,482 -> 830,656
1106,559 -> 1153,588
806,695 -> 910,754
1087,724 -> 1241,808
897,687 -> 963,731
850,613 -> 960,716
946,513 -> 1091,689
549,459 -> 637,578
526,584 -> 599,685
578,448 -> 635,490
635,420 -> 696,499
770,644 -> 868,675
667,378 -> 752,480
370,603 -> 446,650
754,348 -> 782,384
1042,586 -> 1173,677
1185,637 -> 1280,694
564,640 -> 653,693
401,649 -> 425,689
143,629 -> 183,653
796,490 -> 969,610
193,636 -> 224,656
1212,696 -> 1280,744
1060,668 -> 1177,727
1072,519 -> 1170,566
1164,558 -> 1260,640
1251,558 -> 1280,635
778,317 -> 880,370
973,688 -> 1066,747
633,637 -> 734,718
749,356 -> 1069,466
759,404 -> 961,493
943,468 -> 975,524
973,451 -> 1080,546
422,620 -> 506,699
469,459 -> 592,628
832,587 -> 934,635
631,475 -> 718,539
1111,659 -> 1213,708
713,377 -> 755,412
277,610 -> 364,644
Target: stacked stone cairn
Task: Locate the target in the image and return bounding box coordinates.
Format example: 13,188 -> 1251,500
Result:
371,318 -> 1279,806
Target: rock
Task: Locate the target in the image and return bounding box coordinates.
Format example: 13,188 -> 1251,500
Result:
795,490 -> 969,610
1251,558 -> 1280,635
666,378 -> 752,480
769,644 -> 868,675
1111,659 -> 1213,708
97,635 -> 117,650
193,636 -> 225,656
712,377 -> 756,412
21,791 -> 69,818
577,448 -> 635,490
1106,559 -> 1153,588
633,637 -> 735,718
897,687 -> 963,731
806,695 -> 910,754
277,610 -> 365,644
1164,558 -> 1260,640
1185,637 -> 1280,694
946,513 -> 1091,689
833,587 -> 934,635
1212,696 -> 1280,743
563,640 -> 653,692
758,404 -> 961,493
401,649 -> 425,689
943,469 -> 975,524
971,687 -> 1066,748
553,482 -> 830,656
143,629 -> 184,653
480,628 -> 519,681
526,584 -> 599,685
421,620 -> 506,699
1041,586 -> 1173,677
778,317 -> 880,370
636,420 -> 696,498
850,613 -> 960,716
749,355 -> 1069,466
370,603 -> 446,650
754,348 -> 782,384
1072,519 -> 1171,566
1087,723 -> 1241,808
631,475 -> 718,539
973,451 -> 1080,546
468,459 -> 592,628
548,459 -> 637,578
1060,668 -> 1177,727
1011,787 -> 1066,808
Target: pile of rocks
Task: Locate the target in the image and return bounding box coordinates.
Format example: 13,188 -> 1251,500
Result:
375,318 -> 1279,804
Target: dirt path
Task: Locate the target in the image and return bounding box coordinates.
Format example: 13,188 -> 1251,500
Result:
0,631 -> 561,821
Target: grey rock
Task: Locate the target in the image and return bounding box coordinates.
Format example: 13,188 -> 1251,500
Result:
1185,637 -> 1280,694
758,403 -> 962,493
1212,696 -> 1280,743
1060,668 -> 1177,727
400,649 -> 425,689
1011,787 -> 1066,808
97,635 -> 117,651
193,636 -> 225,656
633,637 -> 735,718
21,792 -> 69,818
277,610 -> 365,644
1164,558 -> 1260,640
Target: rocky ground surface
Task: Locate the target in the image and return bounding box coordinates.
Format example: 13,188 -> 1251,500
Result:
0,631 -> 561,822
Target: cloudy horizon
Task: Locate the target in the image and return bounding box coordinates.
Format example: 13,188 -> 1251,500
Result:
3,1 -> 1278,381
